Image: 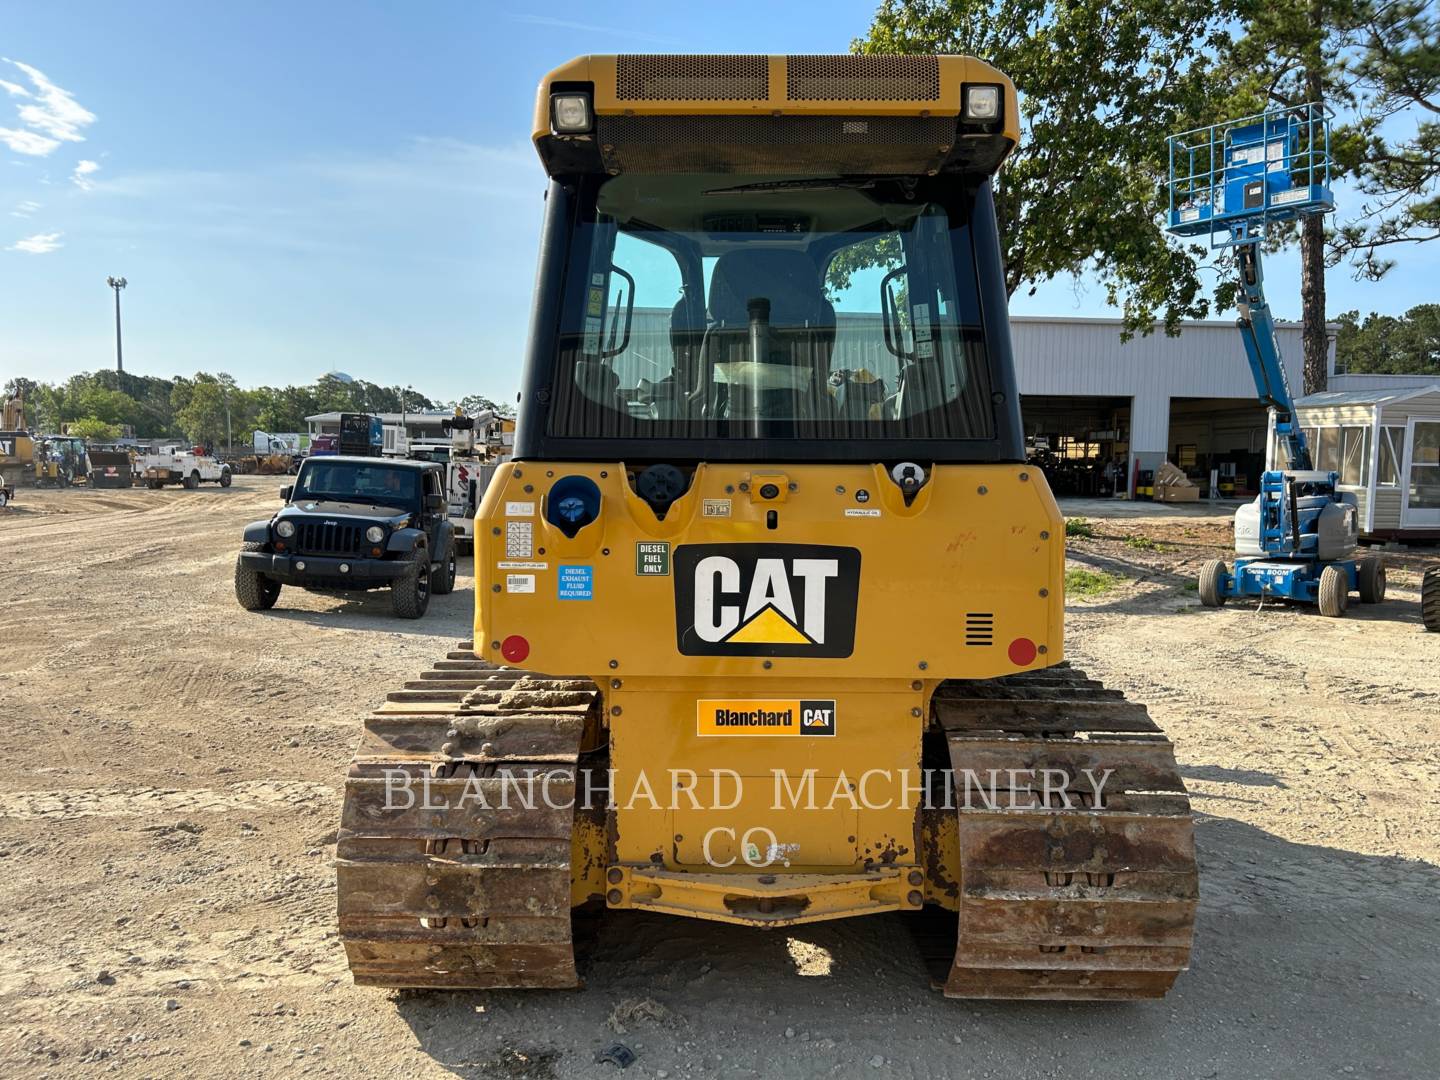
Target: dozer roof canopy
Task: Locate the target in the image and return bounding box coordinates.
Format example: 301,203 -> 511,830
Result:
533,54 -> 1018,178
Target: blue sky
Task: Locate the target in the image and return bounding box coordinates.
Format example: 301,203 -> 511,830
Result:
2,0 -> 1436,403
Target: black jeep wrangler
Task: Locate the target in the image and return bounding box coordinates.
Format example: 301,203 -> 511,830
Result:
234,456 -> 458,618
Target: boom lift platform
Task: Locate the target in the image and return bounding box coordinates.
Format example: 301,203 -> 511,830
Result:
1166,105 -> 1385,616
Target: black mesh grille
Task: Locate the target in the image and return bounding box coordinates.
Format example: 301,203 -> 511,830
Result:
786,54 -> 941,101
595,115 -> 956,174
964,613 -> 994,646
295,521 -> 365,556
616,54 -> 768,101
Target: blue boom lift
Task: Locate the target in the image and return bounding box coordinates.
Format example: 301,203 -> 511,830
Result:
1165,105 -> 1386,617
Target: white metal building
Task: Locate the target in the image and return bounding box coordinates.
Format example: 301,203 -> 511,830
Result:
1010,316 -> 1314,497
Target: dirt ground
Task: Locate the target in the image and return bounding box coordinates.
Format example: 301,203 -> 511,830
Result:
1,476 -> 1436,1079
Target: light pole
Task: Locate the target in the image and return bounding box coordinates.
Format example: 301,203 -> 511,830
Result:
106,276 -> 127,373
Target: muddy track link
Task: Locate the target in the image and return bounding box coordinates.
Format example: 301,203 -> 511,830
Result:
337,643 -> 601,989
932,665 -> 1197,1000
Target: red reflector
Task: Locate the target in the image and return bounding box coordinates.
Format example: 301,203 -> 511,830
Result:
500,635 -> 530,664
1008,637 -> 1037,666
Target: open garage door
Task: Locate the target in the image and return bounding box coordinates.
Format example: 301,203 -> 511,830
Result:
1018,395 -> 1131,496
1168,397 -> 1269,497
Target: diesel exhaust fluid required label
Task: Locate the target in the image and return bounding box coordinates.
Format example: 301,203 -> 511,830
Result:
697,699 -> 836,736
674,544 -> 861,657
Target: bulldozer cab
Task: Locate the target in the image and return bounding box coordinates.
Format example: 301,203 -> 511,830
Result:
516,54 -> 1024,467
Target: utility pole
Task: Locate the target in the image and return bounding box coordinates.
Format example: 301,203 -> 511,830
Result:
106,277 -> 127,372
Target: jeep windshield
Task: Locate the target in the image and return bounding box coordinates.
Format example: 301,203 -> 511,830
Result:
293,461 -> 418,508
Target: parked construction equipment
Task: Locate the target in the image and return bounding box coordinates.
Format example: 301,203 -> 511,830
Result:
336,54 -> 1197,1002
142,446 -> 232,489
1,393 -> 34,503
401,409 -> 514,554
1167,106 -> 1384,617
87,450 -> 134,489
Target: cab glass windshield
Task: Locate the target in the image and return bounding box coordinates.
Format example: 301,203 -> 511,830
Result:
546,174 -> 995,442
294,461 -> 418,507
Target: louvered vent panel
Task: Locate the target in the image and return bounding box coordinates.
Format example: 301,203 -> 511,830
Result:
785,54 -> 941,101
964,613 -> 995,646
615,54 -> 769,101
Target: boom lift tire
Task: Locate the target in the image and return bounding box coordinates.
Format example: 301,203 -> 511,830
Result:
1198,559 -> 1228,607
1423,567 -> 1440,632
1317,564 -> 1348,618
234,542 -> 281,611
1356,557 -> 1385,604
390,546 -> 431,619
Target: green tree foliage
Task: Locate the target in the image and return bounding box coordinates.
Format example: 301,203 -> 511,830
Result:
855,0 -> 1237,335
1335,304 -> 1440,374
65,418 -> 124,441
1333,1 -> 1440,277
173,373 -> 244,446
453,393 -> 516,418
7,371 -> 475,445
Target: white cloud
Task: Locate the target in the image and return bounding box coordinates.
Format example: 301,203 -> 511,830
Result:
0,126 -> 60,156
507,14 -> 683,45
7,230 -> 63,254
72,158 -> 99,190
10,199 -> 41,217
0,59 -> 94,158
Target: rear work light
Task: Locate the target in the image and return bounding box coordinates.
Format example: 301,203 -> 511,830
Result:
551,93 -> 593,134
962,84 -> 1001,122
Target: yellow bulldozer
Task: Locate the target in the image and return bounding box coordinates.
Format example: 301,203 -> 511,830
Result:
337,54 -> 1197,1001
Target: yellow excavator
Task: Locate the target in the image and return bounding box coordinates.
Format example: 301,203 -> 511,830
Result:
337,54 -> 1197,1000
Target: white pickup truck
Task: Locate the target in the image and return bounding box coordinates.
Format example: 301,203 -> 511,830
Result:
142,447 -> 232,490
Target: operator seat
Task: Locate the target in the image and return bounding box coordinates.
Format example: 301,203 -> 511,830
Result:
700,250 -> 835,420
663,284 -> 706,419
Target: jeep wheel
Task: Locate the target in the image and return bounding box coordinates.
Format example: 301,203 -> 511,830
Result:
432,541 -> 457,596
219,468 -> 232,488
391,546 -> 431,619
184,470 -> 200,490
235,542 -> 281,611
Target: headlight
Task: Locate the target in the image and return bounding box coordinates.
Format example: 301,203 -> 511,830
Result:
275,520 -> 296,538
963,84 -> 1001,122
551,93 -> 593,134
366,525 -> 385,543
